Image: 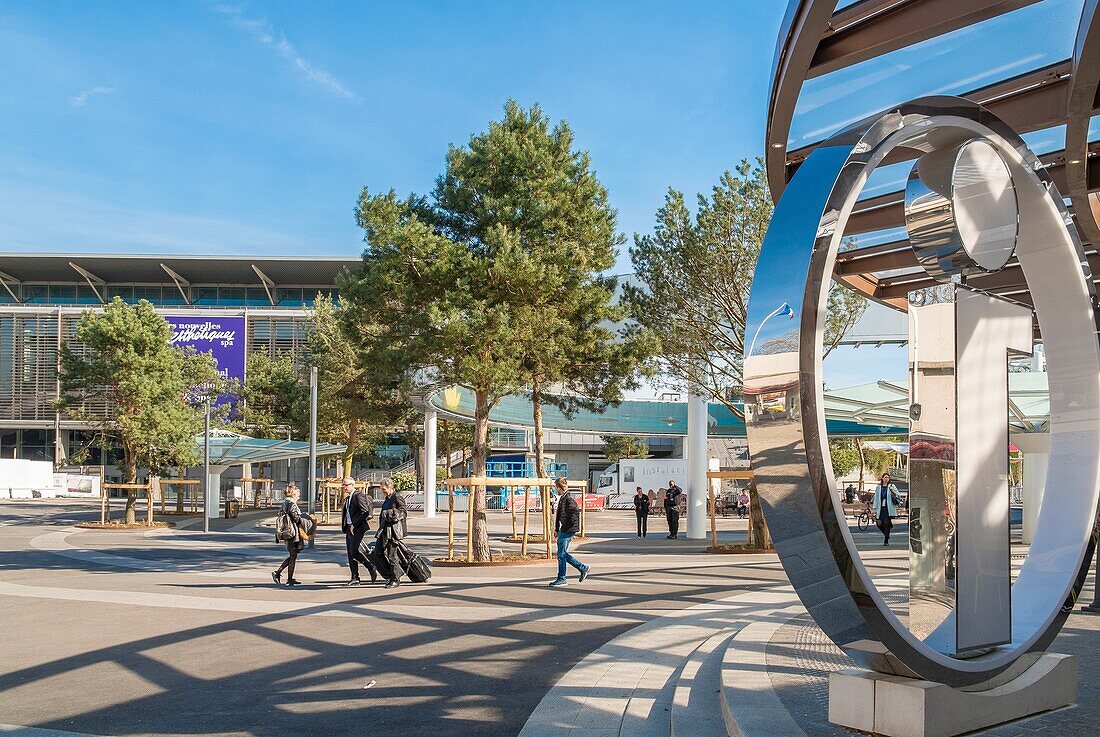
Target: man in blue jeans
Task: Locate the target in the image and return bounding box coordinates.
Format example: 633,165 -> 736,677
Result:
549,476 -> 590,587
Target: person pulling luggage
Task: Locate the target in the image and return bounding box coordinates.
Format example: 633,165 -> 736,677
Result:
340,477 -> 378,586
376,477 -> 408,589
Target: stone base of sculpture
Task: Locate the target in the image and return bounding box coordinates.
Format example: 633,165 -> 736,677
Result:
828,653 -> 1076,737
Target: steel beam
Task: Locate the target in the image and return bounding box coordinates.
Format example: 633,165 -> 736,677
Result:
809,0 -> 1040,79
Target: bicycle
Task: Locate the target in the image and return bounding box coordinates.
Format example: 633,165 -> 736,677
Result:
856,502 -> 876,532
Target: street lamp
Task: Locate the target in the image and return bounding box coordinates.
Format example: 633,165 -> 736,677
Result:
746,301 -> 795,359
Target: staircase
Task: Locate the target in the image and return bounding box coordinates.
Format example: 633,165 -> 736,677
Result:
518,590 -> 807,737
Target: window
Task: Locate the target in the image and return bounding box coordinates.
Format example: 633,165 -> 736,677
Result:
246,287 -> 271,306
75,285 -> 100,305
134,286 -> 163,303
193,287 -> 218,306
275,287 -> 303,307
218,287 -> 245,306
22,285 -> 48,304
106,286 -> 134,303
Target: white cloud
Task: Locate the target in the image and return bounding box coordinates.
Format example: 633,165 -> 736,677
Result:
213,4 -> 357,101
70,86 -> 115,107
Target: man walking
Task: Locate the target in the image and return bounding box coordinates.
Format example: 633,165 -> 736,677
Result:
377,478 -> 408,589
665,479 -> 684,539
340,478 -> 377,585
549,477 -> 590,587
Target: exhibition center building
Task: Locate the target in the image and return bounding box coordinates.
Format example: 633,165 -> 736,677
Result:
0,252 -> 358,464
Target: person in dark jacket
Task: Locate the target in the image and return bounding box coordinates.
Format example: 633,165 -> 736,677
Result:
272,486 -> 308,586
340,478 -> 377,586
633,486 -> 650,537
665,480 -> 684,539
549,477 -> 590,587
376,477 -> 408,589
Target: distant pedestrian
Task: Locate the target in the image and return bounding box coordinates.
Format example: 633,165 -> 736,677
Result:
272,486 -> 311,586
633,486 -> 650,537
874,473 -> 899,546
738,489 -> 750,519
376,478 -> 408,589
549,477 -> 590,587
340,478 -> 378,586
665,479 -> 684,538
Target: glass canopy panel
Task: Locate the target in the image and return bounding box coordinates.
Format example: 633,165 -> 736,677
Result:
789,0 -> 1084,150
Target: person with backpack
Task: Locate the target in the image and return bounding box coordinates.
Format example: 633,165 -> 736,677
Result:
340,477 -> 377,586
375,478 -> 408,589
549,477 -> 590,587
665,479 -> 684,539
272,485 -> 311,586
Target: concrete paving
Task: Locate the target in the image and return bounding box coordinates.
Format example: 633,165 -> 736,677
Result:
0,500 -> 780,737
4,499 -> 1096,737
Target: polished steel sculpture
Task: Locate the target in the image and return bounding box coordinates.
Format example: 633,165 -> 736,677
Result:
744,96 -> 1100,687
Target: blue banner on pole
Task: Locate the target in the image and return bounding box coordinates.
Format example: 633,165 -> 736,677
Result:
166,316 -> 246,406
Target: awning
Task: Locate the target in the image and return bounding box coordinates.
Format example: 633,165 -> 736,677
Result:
195,430 -> 346,465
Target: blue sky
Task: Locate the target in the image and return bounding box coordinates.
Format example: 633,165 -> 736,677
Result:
0,0 -> 904,388
0,1 -> 783,272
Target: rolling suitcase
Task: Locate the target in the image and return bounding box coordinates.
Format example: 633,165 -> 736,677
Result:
397,540 -> 432,583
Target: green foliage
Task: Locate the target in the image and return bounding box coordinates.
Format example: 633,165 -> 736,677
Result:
341,101 -> 652,559
625,161 -> 866,407
829,440 -> 862,479
390,470 -> 417,493
57,299 -> 220,521
864,449 -> 895,479
601,435 -> 650,463
239,352 -> 308,440
309,294 -> 414,476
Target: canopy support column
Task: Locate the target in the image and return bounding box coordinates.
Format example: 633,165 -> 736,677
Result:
424,409 -> 438,518
686,391 -> 709,540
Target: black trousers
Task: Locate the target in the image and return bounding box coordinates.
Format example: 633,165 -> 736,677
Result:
667,509 -> 680,537
635,510 -> 648,536
345,529 -> 377,580
878,510 -> 893,543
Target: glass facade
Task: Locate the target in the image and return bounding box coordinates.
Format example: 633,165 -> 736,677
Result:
0,283 -> 337,308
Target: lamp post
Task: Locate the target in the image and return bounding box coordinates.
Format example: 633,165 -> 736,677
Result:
308,365 -> 318,515
746,301 -> 794,359
203,395 -> 210,534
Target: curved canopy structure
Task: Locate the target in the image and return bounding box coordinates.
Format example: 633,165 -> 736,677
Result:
196,430 -> 345,465
425,386 -> 907,437
767,0 -> 1100,314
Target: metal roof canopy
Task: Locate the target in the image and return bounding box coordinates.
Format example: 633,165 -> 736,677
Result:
0,253 -> 359,285
425,386 -> 908,437
196,430 -> 346,466
767,0 -> 1100,316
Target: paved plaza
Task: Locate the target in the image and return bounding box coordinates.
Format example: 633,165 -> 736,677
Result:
1,500 -> 1098,737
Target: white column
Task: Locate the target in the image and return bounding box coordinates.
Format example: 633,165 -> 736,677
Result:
686,392 -> 709,540
206,465 -> 229,525
424,410 -> 438,518
1022,452 -> 1048,545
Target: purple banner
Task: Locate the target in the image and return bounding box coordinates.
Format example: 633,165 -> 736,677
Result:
166,316 -> 246,400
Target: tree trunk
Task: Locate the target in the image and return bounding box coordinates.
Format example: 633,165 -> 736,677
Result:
471,389 -> 491,562
855,437 -> 866,494
342,416 -> 358,479
532,378 -> 547,478
747,478 -> 771,550
442,419 -> 452,477
123,446 -> 137,524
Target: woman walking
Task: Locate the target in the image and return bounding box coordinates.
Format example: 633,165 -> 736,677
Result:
272,485 -> 310,586
376,478 -> 408,589
633,486 -> 650,537
873,473 -> 899,546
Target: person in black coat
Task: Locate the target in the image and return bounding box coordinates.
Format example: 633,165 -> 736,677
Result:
340,478 -> 377,586
633,486 -> 650,538
665,480 -> 684,539
376,478 -> 408,589
549,477 -> 590,587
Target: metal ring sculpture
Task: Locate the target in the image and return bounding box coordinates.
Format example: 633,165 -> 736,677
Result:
744,96 -> 1100,687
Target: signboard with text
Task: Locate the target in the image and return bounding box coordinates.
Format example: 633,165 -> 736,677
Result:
166,316 -> 246,405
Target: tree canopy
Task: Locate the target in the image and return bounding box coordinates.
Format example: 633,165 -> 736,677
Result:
57,298 -> 220,522
625,159 -> 866,406
601,435 -> 650,463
